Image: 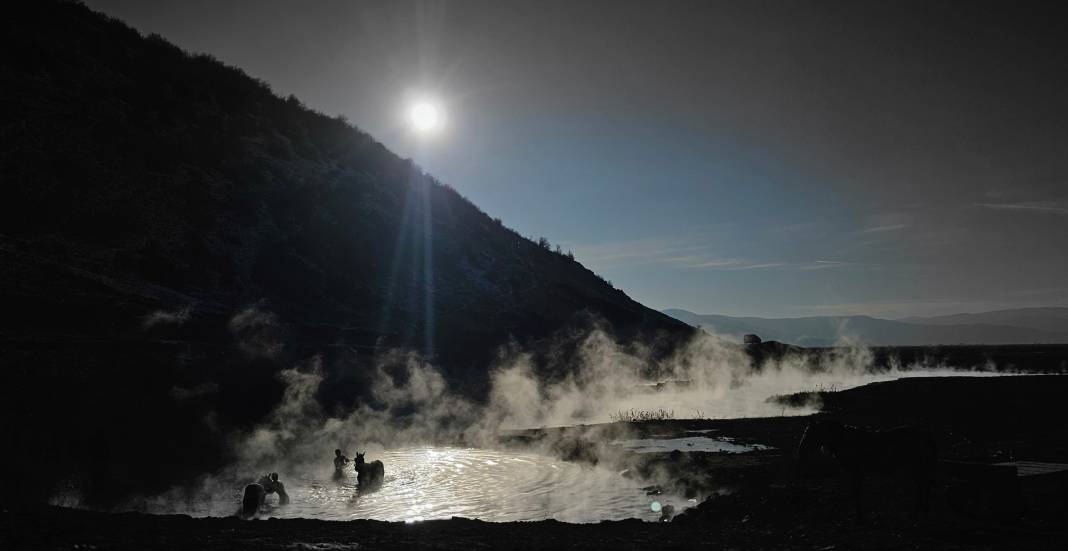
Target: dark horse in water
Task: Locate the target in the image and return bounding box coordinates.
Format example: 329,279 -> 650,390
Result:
240,473 -> 290,518
797,419 -> 936,520
355,452 -> 385,488
241,483 -> 265,518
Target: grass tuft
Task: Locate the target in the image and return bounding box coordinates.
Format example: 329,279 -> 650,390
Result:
610,408 -> 675,423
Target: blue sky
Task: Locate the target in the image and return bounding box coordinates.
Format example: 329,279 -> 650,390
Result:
87,0 -> 1068,318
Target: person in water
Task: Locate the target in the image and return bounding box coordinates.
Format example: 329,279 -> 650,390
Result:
257,472 -> 290,505
333,449 -> 351,478
241,472 -> 289,517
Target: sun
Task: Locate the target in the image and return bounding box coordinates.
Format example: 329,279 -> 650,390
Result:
409,101 -> 444,134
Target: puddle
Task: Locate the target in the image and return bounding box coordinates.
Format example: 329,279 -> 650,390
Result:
612,436 -> 771,454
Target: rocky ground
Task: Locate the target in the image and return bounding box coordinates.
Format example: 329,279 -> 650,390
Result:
5,375 -> 1068,550
3,503 -> 1063,551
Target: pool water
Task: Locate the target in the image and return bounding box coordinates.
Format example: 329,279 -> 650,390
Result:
168,447 -> 691,523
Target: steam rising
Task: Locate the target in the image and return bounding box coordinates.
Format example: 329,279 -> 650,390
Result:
129,307 -> 1010,520
142,306 -> 192,329
229,302 -> 285,358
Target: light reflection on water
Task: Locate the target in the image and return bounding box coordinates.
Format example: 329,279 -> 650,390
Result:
190,447 -> 686,523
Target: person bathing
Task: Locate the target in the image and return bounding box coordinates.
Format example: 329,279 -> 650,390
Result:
333,449 -> 351,479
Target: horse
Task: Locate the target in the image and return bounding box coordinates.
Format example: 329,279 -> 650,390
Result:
240,482 -> 265,518
239,473 -> 290,518
797,419 -> 936,520
354,452 -> 384,488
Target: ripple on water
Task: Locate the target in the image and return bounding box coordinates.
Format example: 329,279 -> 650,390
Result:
200,447 -> 689,523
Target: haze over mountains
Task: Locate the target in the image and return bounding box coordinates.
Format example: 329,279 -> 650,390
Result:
901,308 -> 1068,334
664,307 -> 1068,347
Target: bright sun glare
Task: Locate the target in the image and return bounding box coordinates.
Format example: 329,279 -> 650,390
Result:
409,101 -> 444,134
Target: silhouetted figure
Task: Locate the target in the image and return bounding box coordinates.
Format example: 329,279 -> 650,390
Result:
240,482 -> 264,518
240,472 -> 290,517
260,472 -> 290,504
333,449 -> 351,479
797,419 -> 936,521
354,452 -> 384,488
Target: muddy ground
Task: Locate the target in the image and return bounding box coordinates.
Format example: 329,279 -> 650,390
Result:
5,375 -> 1068,550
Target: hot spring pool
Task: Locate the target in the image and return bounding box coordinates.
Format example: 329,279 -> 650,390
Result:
166,447 -> 690,523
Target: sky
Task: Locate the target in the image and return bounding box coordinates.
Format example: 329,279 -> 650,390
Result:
85,0 -> 1068,318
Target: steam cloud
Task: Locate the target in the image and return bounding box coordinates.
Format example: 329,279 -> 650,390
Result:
241,327 -> 948,453
142,306 -> 192,329
128,307 -> 1005,517
229,302 -> 285,358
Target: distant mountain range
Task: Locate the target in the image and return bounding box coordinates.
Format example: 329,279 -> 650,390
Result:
663,307 -> 1068,347
900,308 -> 1068,334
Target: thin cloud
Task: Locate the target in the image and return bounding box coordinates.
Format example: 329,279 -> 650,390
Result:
861,224 -> 907,233
572,239 -> 709,268
681,257 -> 788,271
729,262 -> 787,270
690,259 -> 852,272
572,238 -> 756,271
798,260 -> 849,271
974,201 -> 1068,215
573,239 -> 855,273
688,258 -> 749,269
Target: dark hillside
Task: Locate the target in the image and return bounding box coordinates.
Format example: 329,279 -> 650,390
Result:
0,1 -> 693,503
